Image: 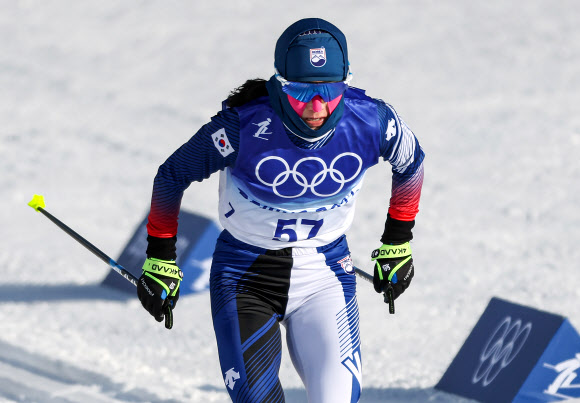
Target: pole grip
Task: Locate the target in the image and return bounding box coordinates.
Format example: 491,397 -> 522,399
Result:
355,266 -> 395,314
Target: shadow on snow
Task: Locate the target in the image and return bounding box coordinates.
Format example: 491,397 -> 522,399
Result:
0,283 -> 132,303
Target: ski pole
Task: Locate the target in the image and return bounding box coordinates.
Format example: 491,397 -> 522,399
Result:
28,194 -> 138,286
354,267 -> 372,283
27,194 -> 174,329
355,266 -> 395,314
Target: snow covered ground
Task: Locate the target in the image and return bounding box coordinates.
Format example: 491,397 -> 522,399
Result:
1,1 -> 579,402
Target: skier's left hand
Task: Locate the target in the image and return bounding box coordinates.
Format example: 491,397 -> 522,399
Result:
371,242 -> 414,301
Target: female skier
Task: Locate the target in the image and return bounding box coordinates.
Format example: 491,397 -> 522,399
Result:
137,17 -> 424,403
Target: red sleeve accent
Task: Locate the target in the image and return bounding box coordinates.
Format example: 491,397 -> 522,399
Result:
388,163 -> 424,221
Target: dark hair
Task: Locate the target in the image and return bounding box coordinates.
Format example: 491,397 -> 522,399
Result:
226,79 -> 269,108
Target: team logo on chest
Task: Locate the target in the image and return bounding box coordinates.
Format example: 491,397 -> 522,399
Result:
338,255 -> 355,274
255,152 -> 362,198
252,118 -> 272,140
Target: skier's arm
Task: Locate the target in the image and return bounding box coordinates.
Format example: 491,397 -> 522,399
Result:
376,100 -> 425,243
137,109 -> 240,325
145,109 -> 240,258
370,100 -> 424,308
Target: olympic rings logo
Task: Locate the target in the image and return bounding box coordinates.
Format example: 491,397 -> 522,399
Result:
472,316 -> 532,387
255,153 -> 363,198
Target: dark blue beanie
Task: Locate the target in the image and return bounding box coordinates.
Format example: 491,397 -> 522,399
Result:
275,18 -> 348,82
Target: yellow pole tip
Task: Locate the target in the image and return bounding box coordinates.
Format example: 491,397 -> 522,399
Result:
28,194 -> 46,211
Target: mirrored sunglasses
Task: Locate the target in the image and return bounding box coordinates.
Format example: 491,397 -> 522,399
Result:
275,69 -> 352,103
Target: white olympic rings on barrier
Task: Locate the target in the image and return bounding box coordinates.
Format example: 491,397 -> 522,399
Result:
255,152 -> 363,198
472,316 -> 532,387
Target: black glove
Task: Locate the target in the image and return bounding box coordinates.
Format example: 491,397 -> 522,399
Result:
371,242 -> 414,313
137,257 -> 183,329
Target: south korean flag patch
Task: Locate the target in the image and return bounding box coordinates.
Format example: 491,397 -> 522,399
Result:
212,128 -> 234,157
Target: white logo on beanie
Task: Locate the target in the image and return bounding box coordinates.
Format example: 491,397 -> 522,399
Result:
310,47 -> 327,68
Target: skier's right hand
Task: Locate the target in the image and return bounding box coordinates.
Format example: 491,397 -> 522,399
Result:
137,257 -> 183,327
